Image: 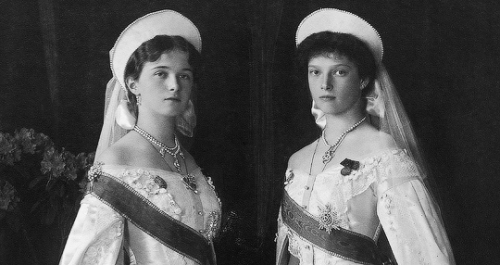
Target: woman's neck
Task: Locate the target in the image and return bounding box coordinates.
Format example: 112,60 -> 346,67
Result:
323,111 -> 366,141
135,113 -> 177,146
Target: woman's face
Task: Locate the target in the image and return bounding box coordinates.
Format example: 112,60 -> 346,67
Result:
308,53 -> 365,116
128,50 -> 194,118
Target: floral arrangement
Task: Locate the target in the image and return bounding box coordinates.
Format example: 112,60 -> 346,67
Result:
0,128 -> 94,263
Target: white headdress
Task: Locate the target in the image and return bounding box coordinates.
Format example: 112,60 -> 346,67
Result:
296,8 -> 427,178
96,10 -> 201,158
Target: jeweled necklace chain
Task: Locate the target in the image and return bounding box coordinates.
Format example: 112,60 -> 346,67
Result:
133,125 -> 183,172
133,125 -> 198,193
321,116 -> 366,165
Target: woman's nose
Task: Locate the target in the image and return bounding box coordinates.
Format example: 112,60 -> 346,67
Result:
321,74 -> 333,91
166,76 -> 179,92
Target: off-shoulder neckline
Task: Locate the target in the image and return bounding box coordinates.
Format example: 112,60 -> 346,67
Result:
100,164 -> 203,176
290,148 -> 407,175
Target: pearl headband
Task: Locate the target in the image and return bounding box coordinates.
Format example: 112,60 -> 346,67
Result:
295,8 -> 383,63
110,10 -> 202,90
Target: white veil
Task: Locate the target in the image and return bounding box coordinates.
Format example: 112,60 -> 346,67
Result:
311,63 -> 428,180
95,77 -> 197,159
95,78 -> 129,158
300,12 -> 455,259
94,10 -> 201,159
299,8 -> 429,180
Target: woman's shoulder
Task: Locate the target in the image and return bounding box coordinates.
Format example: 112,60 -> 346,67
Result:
288,139 -> 318,169
354,127 -> 398,154
97,133 -> 199,173
97,133 -> 148,165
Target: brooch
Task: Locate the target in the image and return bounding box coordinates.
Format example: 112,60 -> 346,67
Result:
86,162 -> 103,192
318,204 -> 341,233
182,174 -> 198,193
153,176 -> 167,189
340,158 -> 360,176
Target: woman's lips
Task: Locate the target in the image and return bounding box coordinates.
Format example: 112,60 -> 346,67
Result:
319,95 -> 336,101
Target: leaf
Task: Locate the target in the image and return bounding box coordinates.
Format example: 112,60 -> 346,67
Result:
28,175 -> 46,189
45,178 -> 57,191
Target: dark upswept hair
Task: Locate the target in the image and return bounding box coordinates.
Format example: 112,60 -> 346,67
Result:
124,34 -> 201,86
296,31 -> 377,95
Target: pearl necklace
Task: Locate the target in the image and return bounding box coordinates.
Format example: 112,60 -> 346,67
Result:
133,125 -> 198,193
321,117 -> 366,165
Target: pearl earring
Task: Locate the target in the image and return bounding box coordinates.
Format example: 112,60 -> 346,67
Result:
136,94 -> 142,106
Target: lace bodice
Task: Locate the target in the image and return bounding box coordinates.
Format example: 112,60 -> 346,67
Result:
276,149 -> 455,265
60,165 -> 221,265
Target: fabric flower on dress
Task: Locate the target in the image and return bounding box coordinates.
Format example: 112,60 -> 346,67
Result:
121,169 -> 168,197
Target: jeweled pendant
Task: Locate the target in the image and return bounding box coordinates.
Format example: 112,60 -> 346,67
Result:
159,147 -> 167,157
183,174 -> 198,193
322,148 -> 335,164
173,158 -> 181,173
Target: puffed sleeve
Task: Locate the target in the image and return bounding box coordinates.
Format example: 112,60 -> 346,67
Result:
59,194 -> 126,265
275,206 -> 290,265
276,168 -> 294,265
376,151 -> 455,265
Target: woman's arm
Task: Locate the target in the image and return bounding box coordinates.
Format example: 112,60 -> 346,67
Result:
376,153 -> 455,265
59,195 -> 125,265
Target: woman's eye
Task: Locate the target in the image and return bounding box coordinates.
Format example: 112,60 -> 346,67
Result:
335,69 -> 349,76
309,70 -> 320,76
154,72 -> 167,78
178,74 -> 192,80
334,69 -> 348,76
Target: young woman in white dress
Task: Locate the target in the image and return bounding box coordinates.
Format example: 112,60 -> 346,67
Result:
60,10 -> 220,265
276,8 -> 455,265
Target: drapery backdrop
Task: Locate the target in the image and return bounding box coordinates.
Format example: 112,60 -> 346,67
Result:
1,0 -> 500,264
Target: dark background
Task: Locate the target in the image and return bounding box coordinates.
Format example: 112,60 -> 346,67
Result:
1,0 -> 500,264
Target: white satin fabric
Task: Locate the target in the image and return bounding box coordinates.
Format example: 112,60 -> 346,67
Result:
60,165 -> 221,265
276,149 -> 455,265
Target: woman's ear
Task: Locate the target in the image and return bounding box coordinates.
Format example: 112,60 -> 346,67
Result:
126,77 -> 139,95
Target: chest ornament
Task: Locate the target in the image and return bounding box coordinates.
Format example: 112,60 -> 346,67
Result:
340,158 -> 360,176
317,204 -> 341,233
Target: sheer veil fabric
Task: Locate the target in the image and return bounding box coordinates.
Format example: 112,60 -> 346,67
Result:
302,7 -> 449,248
96,10 -> 200,159
96,77 -> 196,159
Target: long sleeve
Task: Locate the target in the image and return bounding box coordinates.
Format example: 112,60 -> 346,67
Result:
376,154 -> 455,265
275,207 -> 290,265
59,195 -> 125,265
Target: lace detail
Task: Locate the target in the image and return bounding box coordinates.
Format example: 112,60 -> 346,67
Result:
82,219 -> 124,265
377,150 -> 420,184
280,150 -> 453,264
331,149 -> 419,218
120,168 -> 183,220
287,229 -> 302,259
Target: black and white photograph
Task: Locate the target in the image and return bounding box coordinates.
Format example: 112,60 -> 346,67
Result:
1,0 -> 499,264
